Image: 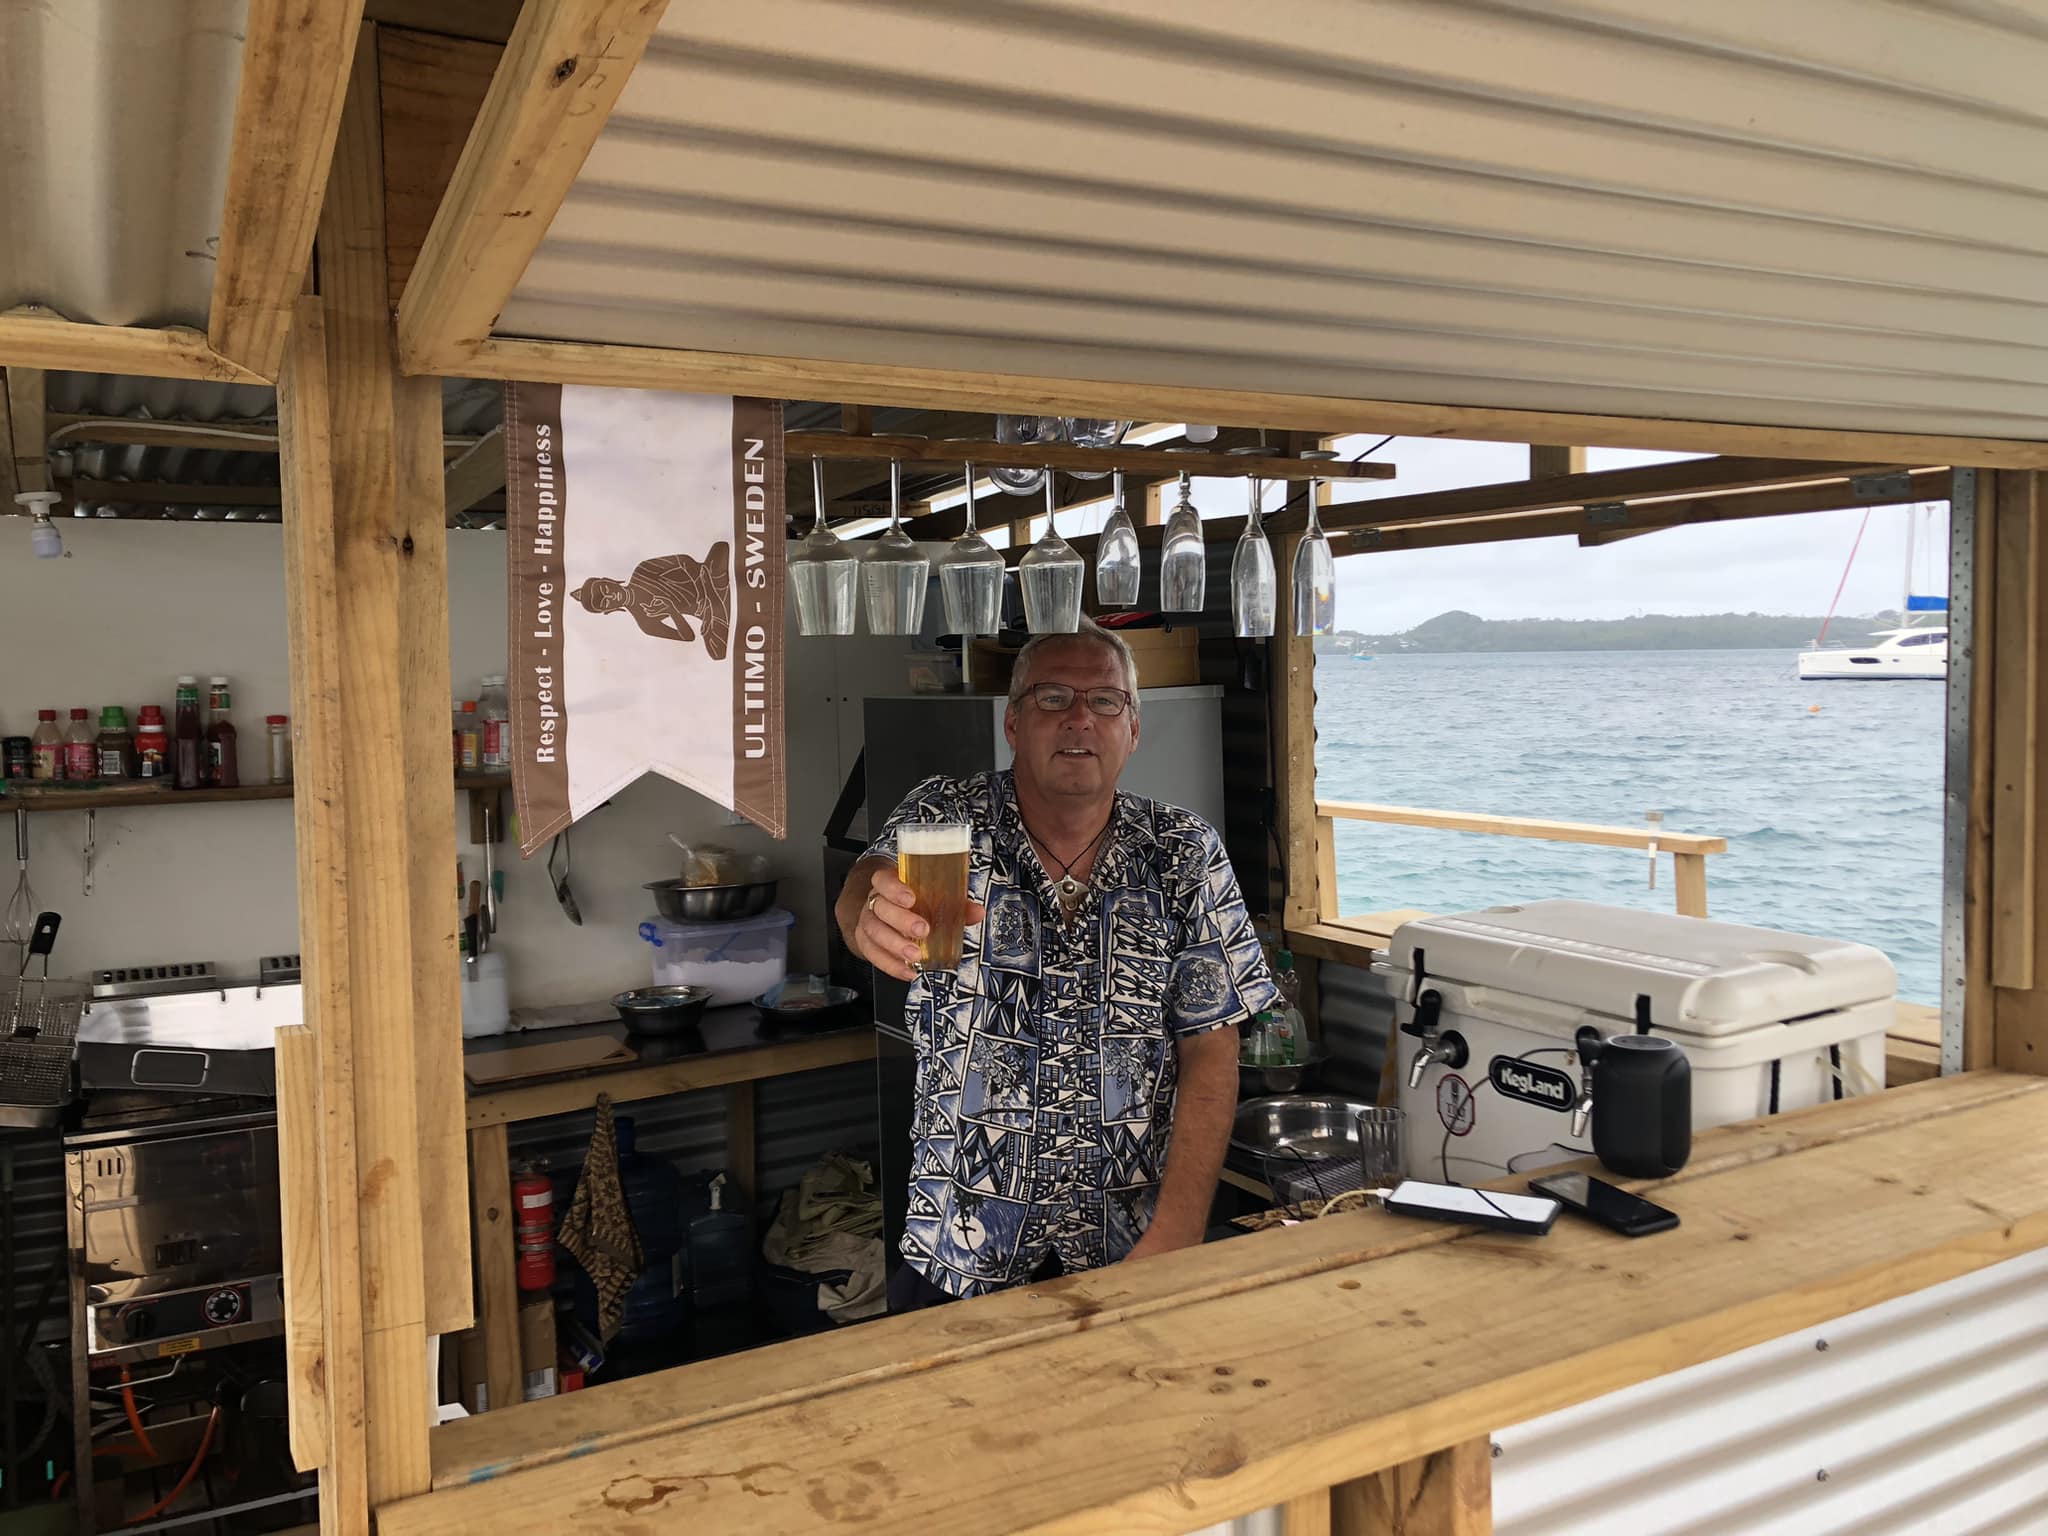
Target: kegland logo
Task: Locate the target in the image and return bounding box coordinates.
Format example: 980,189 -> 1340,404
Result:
1489,1055 -> 1576,1112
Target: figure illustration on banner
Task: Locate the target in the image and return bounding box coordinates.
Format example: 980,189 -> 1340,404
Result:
571,543 -> 732,660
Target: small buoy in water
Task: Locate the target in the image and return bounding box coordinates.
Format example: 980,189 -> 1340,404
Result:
1808,704 -> 1822,714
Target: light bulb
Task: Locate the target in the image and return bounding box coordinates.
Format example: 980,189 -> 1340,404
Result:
16,491 -> 63,559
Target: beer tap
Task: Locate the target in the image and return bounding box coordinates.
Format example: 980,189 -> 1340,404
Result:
1400,988 -> 1468,1089
1572,1026 -> 1605,1138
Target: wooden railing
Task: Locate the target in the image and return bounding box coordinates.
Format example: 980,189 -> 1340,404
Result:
1312,799 -> 1729,921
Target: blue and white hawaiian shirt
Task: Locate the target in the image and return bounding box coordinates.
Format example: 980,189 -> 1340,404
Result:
865,769 -> 1278,1298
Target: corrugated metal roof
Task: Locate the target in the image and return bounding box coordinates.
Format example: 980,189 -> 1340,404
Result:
498,0 -> 2048,439
0,0 -> 248,328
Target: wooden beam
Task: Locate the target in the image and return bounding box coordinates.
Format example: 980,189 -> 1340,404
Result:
275,1023 -> 330,1473
396,0 -> 670,372
5,369 -> 46,494
1528,444 -> 1585,479
1319,800 -> 1727,855
365,0 -> 522,42
1673,852 -> 1710,919
1333,1437 -> 1491,1536
209,0 -> 370,378
444,425 -> 507,515
725,1082 -> 757,1203
378,25 -> 502,309
0,309 -> 269,384
1283,1490 -> 1333,1536
1990,469 -> 2038,991
438,335 -> 2048,470
0,374 -> 17,508
467,1123 -> 521,1414
62,479 -> 282,508
782,431 -> 1395,482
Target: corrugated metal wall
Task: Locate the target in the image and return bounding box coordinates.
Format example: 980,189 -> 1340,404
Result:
504,0 -> 2048,438
3,1131 -> 68,1345
1315,954 -> 1392,1099
1493,1245 -> 2048,1535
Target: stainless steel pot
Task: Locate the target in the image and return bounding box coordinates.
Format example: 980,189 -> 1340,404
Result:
643,878 -> 778,923
611,984 -> 711,1037
1229,1095 -> 1376,1163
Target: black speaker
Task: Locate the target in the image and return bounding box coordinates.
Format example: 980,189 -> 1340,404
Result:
1592,1034 -> 1692,1178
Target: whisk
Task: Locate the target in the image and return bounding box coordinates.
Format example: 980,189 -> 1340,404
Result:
5,808 -> 33,957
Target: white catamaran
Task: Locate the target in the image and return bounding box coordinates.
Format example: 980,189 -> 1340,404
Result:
1797,504 -> 1948,681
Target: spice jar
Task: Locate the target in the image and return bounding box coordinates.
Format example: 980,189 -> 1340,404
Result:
136,706 -> 170,781
266,715 -> 292,785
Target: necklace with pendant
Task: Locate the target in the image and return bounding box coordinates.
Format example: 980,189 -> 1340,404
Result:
1023,812 -> 1114,910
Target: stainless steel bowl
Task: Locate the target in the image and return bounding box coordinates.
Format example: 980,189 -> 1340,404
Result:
1229,1095 -> 1376,1163
1238,1048 -> 1326,1098
643,878 -> 778,923
610,983 -> 712,1037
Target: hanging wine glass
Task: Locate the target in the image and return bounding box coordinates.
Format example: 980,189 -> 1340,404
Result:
861,458 -> 930,635
1292,451 -> 1338,637
1019,475 -> 1084,633
1231,460 -> 1277,639
991,414 -> 1060,496
1095,468 -> 1140,609
1159,464 -> 1207,614
938,460 -> 1007,636
789,455 -> 859,636
1062,418 -> 1128,479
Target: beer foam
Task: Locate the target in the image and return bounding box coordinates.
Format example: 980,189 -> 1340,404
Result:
899,823 -> 970,855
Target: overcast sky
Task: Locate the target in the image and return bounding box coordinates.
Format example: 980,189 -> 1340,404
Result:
1304,439 -> 1948,634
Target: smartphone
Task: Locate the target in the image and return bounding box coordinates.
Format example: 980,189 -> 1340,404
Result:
1528,1171 -> 1680,1237
1383,1180 -> 1560,1236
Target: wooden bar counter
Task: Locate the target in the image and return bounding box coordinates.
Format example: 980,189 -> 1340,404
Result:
391,1073 -> 2048,1534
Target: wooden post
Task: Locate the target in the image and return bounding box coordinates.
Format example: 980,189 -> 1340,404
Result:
1672,853 -> 1709,918
726,1082 -> 758,1203
468,1123 -> 522,1415
1316,813 -> 1339,923
1283,1489 -> 1333,1536
1990,469 -> 2038,990
1528,444 -> 1586,479
1333,1437 -> 1493,1536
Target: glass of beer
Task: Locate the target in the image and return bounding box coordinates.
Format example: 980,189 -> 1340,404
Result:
898,823 -> 970,971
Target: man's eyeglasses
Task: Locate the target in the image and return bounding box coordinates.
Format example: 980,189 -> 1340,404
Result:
1022,683 -> 1133,718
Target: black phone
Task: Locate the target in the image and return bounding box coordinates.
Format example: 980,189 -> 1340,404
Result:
1528,1171 -> 1679,1237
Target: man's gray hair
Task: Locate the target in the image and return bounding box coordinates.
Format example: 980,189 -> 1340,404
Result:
1006,617 -> 1142,719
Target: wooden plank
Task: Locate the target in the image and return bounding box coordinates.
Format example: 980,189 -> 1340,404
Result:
1887,1036 -> 1942,1087
1315,816 -> 1339,923
1334,1438 -> 1491,1536
423,1074 -> 2046,1493
209,0 -> 370,378
386,1083 -> 2048,1536
1990,468 -> 2038,990
725,1081 -> 758,1203
1672,851 -> 1710,918
1528,444 -> 1585,479
1277,533 -> 1323,934
278,294 -> 373,1535
1318,800 -> 1726,855
0,310 -> 268,383
5,368 -> 45,494
0,372 -> 17,507
61,479 -> 282,507
465,1028 -> 873,1127
313,27 -> 437,1510
365,0 -> 521,42
395,0 -> 670,371
1282,1489 -> 1333,1536
378,26 -> 502,308
467,1123 -> 521,1415
445,336 -> 2048,470
275,1024 -> 329,1472
1967,474 -> 1999,1072
444,425 -> 507,516
784,431 -> 1394,482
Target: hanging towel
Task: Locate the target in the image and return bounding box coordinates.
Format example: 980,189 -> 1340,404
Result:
555,1094 -> 645,1342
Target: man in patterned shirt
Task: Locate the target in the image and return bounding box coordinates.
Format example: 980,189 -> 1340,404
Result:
835,618 -> 1278,1308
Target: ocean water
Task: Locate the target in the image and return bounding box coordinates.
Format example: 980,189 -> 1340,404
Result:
1313,650 -> 1944,1004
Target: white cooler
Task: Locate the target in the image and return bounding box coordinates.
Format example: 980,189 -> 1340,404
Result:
1379,900 -> 1896,1185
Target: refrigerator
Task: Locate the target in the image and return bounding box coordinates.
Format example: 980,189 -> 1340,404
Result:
863,686 -> 1227,1256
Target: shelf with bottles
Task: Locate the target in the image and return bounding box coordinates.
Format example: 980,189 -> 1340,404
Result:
2,772 -> 513,813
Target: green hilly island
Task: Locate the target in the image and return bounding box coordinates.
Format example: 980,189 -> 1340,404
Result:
1317,610 -> 1911,655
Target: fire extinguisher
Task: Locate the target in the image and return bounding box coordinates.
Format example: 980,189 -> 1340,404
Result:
512,1167 -> 555,1291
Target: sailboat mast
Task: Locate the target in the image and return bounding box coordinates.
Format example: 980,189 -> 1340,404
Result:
1904,506 -> 1916,621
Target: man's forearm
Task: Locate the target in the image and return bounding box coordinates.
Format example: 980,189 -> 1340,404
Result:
1145,1030 -> 1239,1247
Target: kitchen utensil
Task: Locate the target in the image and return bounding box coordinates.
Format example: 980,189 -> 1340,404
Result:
753,975 -> 860,1034
1019,476 -> 1084,633
1231,456 -> 1277,638
643,877 -> 779,923
481,803 -> 498,937
1229,1095 -> 1376,1163
610,983 -> 712,1038
991,414 -> 1059,496
861,459 -> 930,635
937,459 -> 1006,636
1095,469 -> 1140,608
790,455 -> 859,636
6,807 -> 34,957
1061,417 -> 1127,478
1159,467 -> 1206,613
1237,1045 -> 1327,1097
549,832 -> 584,925
1292,453 -> 1338,637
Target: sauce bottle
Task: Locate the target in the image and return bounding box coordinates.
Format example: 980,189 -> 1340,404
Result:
204,677 -> 239,788
456,701 -> 482,772
29,711 -> 62,781
63,709 -> 96,780
136,706 -> 170,780
96,706 -> 137,780
265,715 -> 292,785
173,677 -> 203,790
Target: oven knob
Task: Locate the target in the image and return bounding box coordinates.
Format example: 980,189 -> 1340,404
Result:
123,1309 -> 158,1341
202,1288 -> 244,1326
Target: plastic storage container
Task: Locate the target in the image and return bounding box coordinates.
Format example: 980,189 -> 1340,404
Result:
639,907 -> 794,1007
